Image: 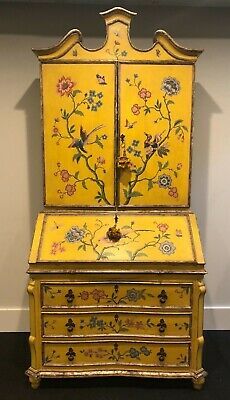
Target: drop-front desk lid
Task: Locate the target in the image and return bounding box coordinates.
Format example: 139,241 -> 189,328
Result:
29,212 -> 204,269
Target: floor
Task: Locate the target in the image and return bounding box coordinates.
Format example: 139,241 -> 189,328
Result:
1,331 -> 229,400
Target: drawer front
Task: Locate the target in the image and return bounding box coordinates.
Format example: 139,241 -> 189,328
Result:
41,282 -> 192,309
43,341 -> 190,367
42,312 -> 191,338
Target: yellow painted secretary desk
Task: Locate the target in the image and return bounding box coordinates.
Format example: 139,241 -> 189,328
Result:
26,7 -> 207,390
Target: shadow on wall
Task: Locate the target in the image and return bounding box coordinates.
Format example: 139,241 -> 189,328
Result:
16,80 -> 43,240
1,3 -> 230,39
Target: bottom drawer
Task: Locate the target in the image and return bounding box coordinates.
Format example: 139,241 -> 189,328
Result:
43,341 -> 190,368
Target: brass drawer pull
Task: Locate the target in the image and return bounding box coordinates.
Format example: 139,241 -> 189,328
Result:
66,347 -> 76,362
65,318 -> 75,333
157,347 -> 167,362
158,289 -> 168,304
157,318 -> 167,333
65,289 -> 75,304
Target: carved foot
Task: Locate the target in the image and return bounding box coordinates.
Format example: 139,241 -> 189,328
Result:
192,377 -> 205,390
29,375 -> 41,389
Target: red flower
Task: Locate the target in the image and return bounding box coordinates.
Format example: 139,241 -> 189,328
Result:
138,88 -> 151,100
157,223 -> 169,233
168,187 -> 178,198
53,127 -> 59,133
97,156 -> 105,165
131,104 -> 141,115
57,76 -> 74,96
65,184 -> 76,196
177,163 -> 182,170
60,169 -> 70,182
91,289 -> 107,302
79,291 -> 89,300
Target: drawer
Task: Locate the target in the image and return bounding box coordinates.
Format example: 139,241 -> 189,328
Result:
41,282 -> 192,309
42,340 -> 190,367
42,312 -> 191,338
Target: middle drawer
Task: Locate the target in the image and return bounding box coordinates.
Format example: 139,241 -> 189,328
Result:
42,311 -> 191,338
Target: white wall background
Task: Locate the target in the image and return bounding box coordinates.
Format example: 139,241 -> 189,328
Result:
0,2 -> 229,331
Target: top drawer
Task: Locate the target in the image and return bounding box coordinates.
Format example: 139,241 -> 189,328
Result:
41,282 -> 192,309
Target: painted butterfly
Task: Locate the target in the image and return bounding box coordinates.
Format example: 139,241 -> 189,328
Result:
96,74 -> 107,85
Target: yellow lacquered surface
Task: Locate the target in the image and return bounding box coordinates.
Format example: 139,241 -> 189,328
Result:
30,212 -> 204,263
119,64 -> 193,206
42,312 -> 191,338
42,63 -> 115,206
42,341 -> 190,367
41,282 -> 191,309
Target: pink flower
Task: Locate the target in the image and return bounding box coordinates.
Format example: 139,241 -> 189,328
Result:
79,291 -> 89,300
57,76 -> 74,96
157,223 -> 169,233
97,156 -> 105,165
91,289 -> 107,302
65,184 -> 76,196
60,169 -> 70,182
131,104 -> 141,115
138,88 -> 151,100
168,187 -> 178,198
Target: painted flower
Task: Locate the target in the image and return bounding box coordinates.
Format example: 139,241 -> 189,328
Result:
131,104 -> 141,115
157,223 -> 169,233
126,288 -> 141,302
101,134 -> 107,140
89,90 -> 96,97
176,229 -> 183,237
161,77 -> 180,96
53,127 -> 59,134
97,92 -> 103,99
125,318 -> 135,328
158,174 -> 172,189
91,289 -> 107,302
138,87 -> 151,100
177,163 -> 182,170
159,241 -> 176,255
140,346 -> 151,356
57,76 -> 74,96
96,100 -> 103,107
60,169 -> 70,182
65,226 -> 85,242
134,150 -> 141,157
89,316 -> 97,328
65,184 -> 76,196
132,140 -> 139,147
79,291 -> 89,300
135,321 -> 144,330
91,105 -> 97,111
168,187 -> 178,198
121,50 -> 128,56
129,348 -> 140,359
127,146 -> 133,154
97,156 -> 105,165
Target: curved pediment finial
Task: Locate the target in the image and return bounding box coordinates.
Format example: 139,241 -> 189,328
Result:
32,7 -> 202,63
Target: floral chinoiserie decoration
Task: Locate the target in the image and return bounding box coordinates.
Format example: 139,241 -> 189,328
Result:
80,343 -> 151,362
119,74 -> 188,204
52,75 -> 111,205
49,219 -> 178,261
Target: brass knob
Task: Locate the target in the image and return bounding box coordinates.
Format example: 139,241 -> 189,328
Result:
158,289 -> 168,304
157,318 -> 167,333
65,289 -> 75,304
66,347 -> 76,362
65,318 -> 75,333
157,347 -> 167,362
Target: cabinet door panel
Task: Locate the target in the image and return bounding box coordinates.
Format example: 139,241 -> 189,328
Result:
42,63 -> 116,207
118,64 -> 193,207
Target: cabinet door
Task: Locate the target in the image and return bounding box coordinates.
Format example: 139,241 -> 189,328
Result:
42,63 -> 116,207
118,63 -> 193,207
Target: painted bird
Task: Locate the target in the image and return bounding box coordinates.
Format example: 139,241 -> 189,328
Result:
144,132 -> 162,157
68,124 -> 104,153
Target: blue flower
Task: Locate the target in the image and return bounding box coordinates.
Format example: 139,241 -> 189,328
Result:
65,226 -> 85,242
97,92 -> 103,99
127,146 -> 133,154
129,348 -> 140,358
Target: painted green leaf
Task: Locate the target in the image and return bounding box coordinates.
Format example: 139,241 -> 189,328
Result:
82,180 -> 87,190
148,180 -> 154,191
158,161 -> 162,171
123,189 -> 128,199
175,127 -> 181,134
83,222 -> 87,230
162,161 -> 169,169
75,171 -> 80,180
72,89 -> 82,97
52,133 -> 59,137
102,252 -> 115,258
78,244 -> 84,250
83,245 -> 87,251
75,110 -> 84,116
69,125 -> 75,133
174,119 -> 183,127
167,100 -> 174,105
134,252 -> 148,258
182,125 -> 188,131
129,191 -> 143,198
95,135 -> 103,148
73,153 -> 82,163
126,250 -> 133,259
121,225 -> 132,229
174,171 -> 178,178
